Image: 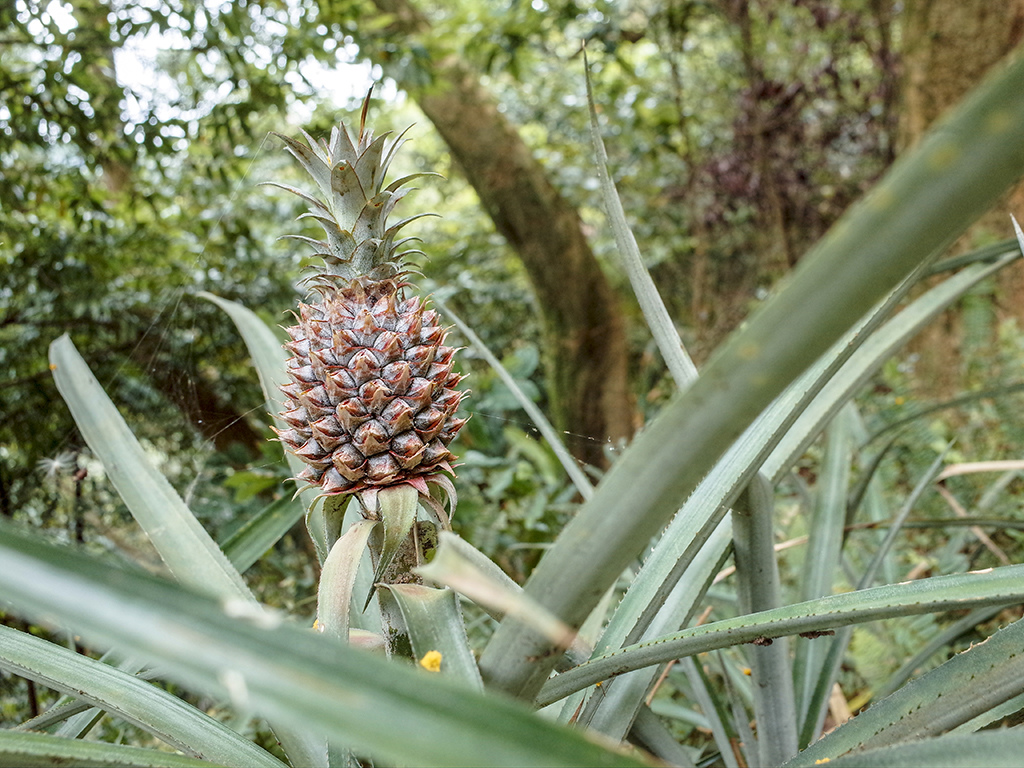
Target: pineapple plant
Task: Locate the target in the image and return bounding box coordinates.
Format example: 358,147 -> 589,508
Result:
266,103 -> 470,659
268,104 -> 467,523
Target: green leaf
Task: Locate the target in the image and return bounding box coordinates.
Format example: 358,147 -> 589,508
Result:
314,518 -> 381,762
384,584 -> 485,690
416,532 -> 575,648
480,50 -> 1024,702
0,625 -> 286,768
0,520 -> 647,768
317,519 -> 378,641
680,656 -> 740,768
786,617 -> 1024,766
15,698 -> 92,732
372,484 -> 420,587
873,605 -> 1003,702
733,474 -> 798,765
800,446 -> 952,746
307,494 -> 349,566
584,48 -> 698,389
793,404 -> 854,727
537,563 -> 1024,707
48,335 -> 326,768
219,496 -> 305,574
951,689 -> 1024,736
48,334 -> 250,603
821,731 -> 1024,768
0,731 -> 223,768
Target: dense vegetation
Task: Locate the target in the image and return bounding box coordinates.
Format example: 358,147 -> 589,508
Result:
3,1 -> 1024,765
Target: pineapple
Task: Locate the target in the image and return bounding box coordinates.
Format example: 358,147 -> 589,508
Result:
268,109 -> 467,516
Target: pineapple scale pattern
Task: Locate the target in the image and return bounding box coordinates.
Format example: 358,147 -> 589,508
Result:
269,116 -> 467,498
276,276 -> 466,496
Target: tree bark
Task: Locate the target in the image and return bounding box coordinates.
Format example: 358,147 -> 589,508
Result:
365,0 -> 634,468
900,0 -> 1024,396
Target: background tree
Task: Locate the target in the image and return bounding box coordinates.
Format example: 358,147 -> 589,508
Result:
3,0 -> 1023,557
900,0 -> 1024,395
1,0 -> 307,525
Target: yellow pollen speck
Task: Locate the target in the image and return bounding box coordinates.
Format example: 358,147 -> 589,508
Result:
49,363 -> 57,371
894,396 -> 905,405
312,619 -> 322,632
419,650 -> 442,672
742,667 -> 752,676
814,759 -> 831,764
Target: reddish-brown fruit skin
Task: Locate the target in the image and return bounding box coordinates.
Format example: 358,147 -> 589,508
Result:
274,276 -> 467,496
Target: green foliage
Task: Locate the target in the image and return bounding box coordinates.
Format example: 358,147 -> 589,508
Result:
5,1 -> 1024,767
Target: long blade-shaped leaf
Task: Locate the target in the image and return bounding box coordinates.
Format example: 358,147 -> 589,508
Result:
873,604 -> 1003,702
793,404 -> 854,725
800,446 -> 952,747
0,731 -> 222,768
372,484 -> 419,586
416,533 -> 575,648
817,731 -> 1024,768
584,49 -> 698,388
479,55 -> 1024,700
680,656 -> 740,768
537,564 -> 1024,706
0,521 -> 646,768
198,291 -> 307,483
785,617 -> 1024,766
0,625 -> 285,768
48,335 -> 326,767
385,584 -> 485,690
48,334 -> 250,602
317,520 -> 378,641
733,474 -> 798,765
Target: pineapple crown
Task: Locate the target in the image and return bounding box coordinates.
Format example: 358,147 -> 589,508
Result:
265,101 -> 437,290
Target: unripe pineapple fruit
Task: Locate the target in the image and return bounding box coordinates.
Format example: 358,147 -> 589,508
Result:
268,112 -> 467,506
